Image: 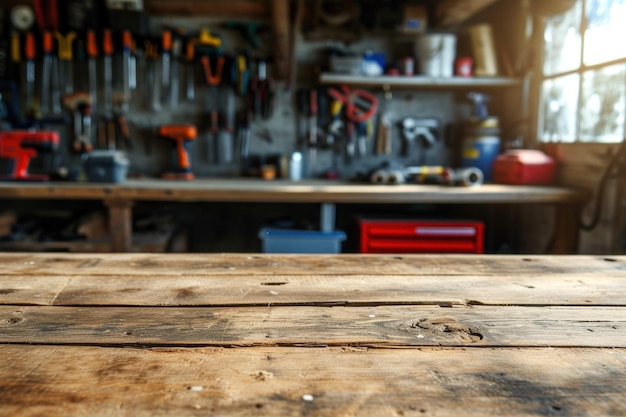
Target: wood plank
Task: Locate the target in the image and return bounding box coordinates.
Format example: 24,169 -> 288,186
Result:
436,0 -> 500,27
44,272 -> 626,307
144,0 -> 270,18
0,179 -> 590,204
1,345 -> 624,416
1,305 -> 624,347
1,253 -> 622,277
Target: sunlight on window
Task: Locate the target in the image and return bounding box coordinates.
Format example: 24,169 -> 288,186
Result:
580,65 -> 626,141
540,75 -> 580,142
584,0 -> 626,65
540,0 -> 626,143
544,2 -> 582,75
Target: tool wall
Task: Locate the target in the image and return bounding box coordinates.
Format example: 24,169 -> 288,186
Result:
0,1 -> 467,182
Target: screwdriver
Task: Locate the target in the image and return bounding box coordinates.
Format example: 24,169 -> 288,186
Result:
185,40 -> 195,100
86,30 -> 98,114
161,30 -> 171,106
121,30 -> 132,109
24,32 -> 36,112
102,29 -> 113,115
40,31 -> 54,114
55,31 -> 76,95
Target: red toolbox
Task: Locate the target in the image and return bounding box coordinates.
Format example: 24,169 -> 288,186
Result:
358,219 -> 484,254
493,149 -> 555,185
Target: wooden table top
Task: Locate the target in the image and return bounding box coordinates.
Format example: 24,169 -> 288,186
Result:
0,179 -> 590,204
1,253 -> 624,416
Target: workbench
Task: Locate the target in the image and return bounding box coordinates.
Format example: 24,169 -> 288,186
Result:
0,179 -> 589,253
0,253 -> 624,416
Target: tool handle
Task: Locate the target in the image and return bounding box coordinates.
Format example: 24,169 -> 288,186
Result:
55,32 -> 76,60
122,31 -> 132,51
87,31 -> 98,57
317,87 -> 327,125
162,30 -> 172,52
11,34 -> 21,62
185,41 -> 194,62
103,29 -> 113,55
43,31 -> 53,54
24,32 -> 37,61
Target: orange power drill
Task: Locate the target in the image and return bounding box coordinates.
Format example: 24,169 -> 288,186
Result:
158,124 -> 197,180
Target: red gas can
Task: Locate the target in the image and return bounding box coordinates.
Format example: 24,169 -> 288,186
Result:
493,150 -> 555,185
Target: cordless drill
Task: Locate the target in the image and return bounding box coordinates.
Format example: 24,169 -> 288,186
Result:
0,130 -> 60,180
159,124 -> 197,180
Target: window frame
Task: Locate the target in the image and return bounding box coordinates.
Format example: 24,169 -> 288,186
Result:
538,0 -> 626,144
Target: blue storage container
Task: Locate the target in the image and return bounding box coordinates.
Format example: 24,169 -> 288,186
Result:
258,228 -> 346,254
461,117 -> 501,182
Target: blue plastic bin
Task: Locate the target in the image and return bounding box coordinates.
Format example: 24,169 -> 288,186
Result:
258,228 -> 346,254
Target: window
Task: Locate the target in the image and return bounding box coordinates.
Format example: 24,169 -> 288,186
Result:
539,0 -> 626,143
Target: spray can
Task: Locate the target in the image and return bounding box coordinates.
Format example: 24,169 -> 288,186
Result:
460,93 -> 500,182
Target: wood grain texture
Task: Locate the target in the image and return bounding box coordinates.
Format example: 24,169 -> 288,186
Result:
0,179 -> 590,204
1,305 -> 624,348
1,253 -> 622,277
436,0 -> 500,27
1,345 -> 625,417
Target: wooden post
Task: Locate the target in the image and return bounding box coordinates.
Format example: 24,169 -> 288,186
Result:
272,0 -> 290,81
548,204 -> 581,254
104,199 -> 134,253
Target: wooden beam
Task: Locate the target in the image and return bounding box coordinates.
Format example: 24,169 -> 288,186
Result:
144,0 -> 270,18
271,0 -> 290,81
436,0 -> 500,27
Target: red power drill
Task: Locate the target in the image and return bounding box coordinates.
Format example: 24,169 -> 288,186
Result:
0,131 -> 60,180
159,124 -> 197,180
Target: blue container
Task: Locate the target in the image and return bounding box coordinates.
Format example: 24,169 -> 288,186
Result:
258,228 -> 346,254
461,120 -> 500,182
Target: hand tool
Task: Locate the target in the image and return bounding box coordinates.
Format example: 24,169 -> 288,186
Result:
170,35 -> 182,107
235,52 -> 250,96
86,30 -> 98,114
217,87 -> 235,163
161,30 -> 172,106
328,85 -> 378,123
184,40 -> 195,100
159,124 -> 197,180
249,59 -> 275,120
121,30 -> 133,107
0,79 -> 65,129
201,53 -> 224,162
144,40 -> 161,111
0,130 -> 59,181
375,110 -> 392,155
328,99 -> 344,146
62,92 -> 93,154
102,29 -> 114,115
308,88 -> 318,176
24,33 -> 36,114
400,118 -> 439,156
54,31 -> 76,95
40,31 -> 59,114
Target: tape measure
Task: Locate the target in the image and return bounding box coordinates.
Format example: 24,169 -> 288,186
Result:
10,6 -> 35,32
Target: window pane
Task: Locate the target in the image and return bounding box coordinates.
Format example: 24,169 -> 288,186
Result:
579,64 -> 626,142
584,0 -> 626,65
540,75 -> 580,142
544,1 -> 582,75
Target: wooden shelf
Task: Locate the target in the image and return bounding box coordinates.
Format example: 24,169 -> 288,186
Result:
319,73 -> 519,89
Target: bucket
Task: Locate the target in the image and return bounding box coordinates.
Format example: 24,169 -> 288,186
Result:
415,33 -> 456,77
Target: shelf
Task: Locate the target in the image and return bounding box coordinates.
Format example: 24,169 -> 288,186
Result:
319,73 -> 520,89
